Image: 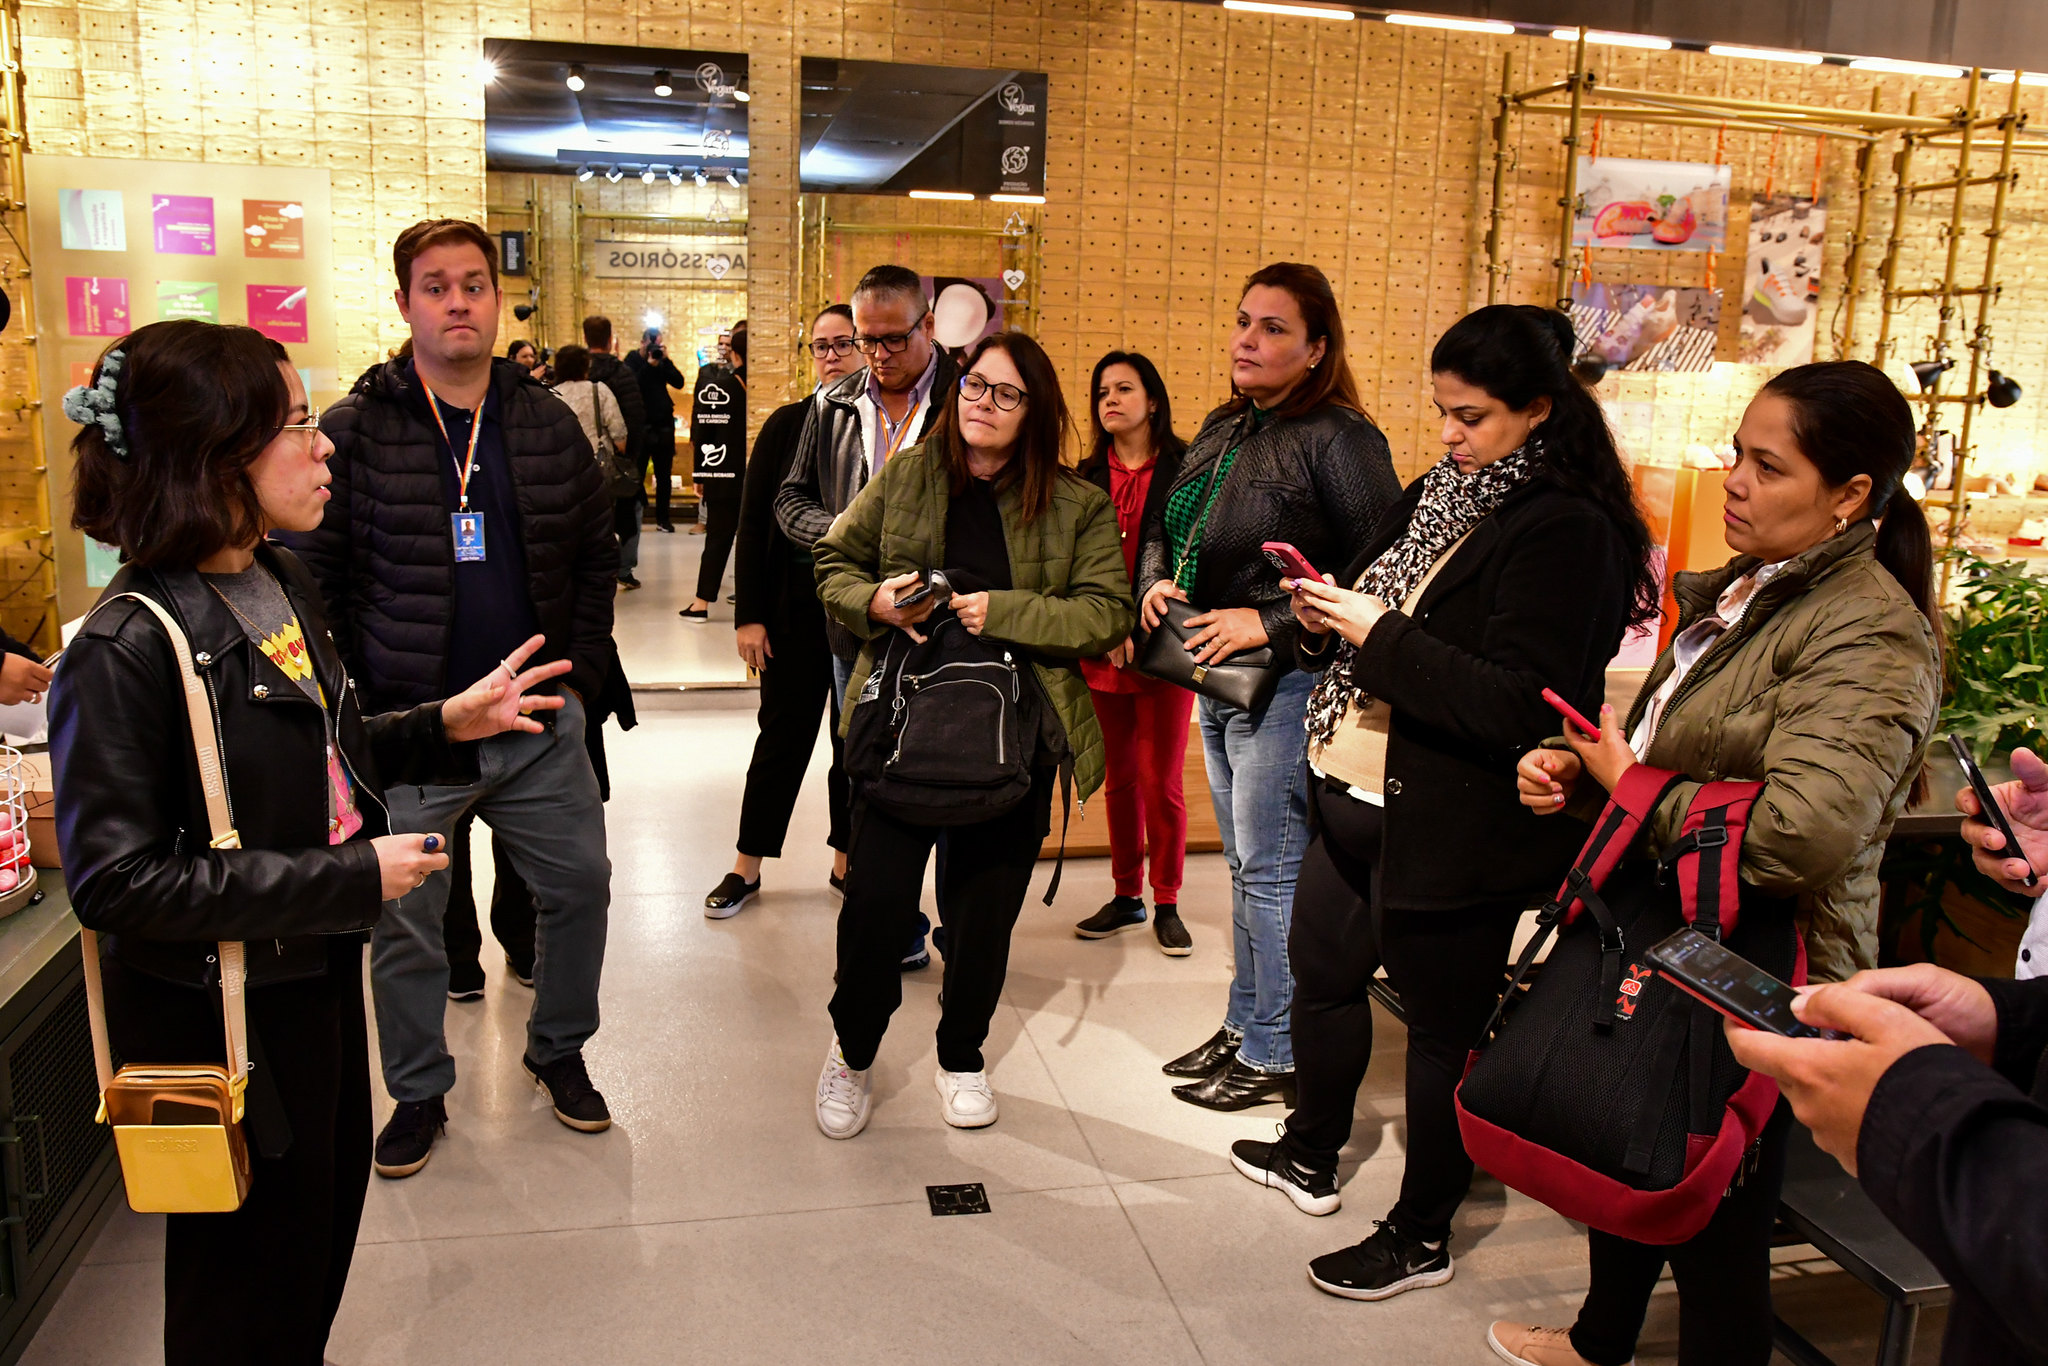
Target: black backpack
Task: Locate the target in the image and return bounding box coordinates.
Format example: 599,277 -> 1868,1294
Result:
1454,766 -> 1800,1246
844,614 -> 1039,827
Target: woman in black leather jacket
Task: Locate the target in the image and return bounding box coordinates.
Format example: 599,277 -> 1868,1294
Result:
50,320 -> 567,1365
1137,263 -> 1401,1110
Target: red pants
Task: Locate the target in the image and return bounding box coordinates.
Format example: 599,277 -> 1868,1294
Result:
1089,679 -> 1195,901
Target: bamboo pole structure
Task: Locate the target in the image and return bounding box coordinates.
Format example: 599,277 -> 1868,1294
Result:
1837,90 -> 1887,358
1873,94 -> 1921,369
0,0 -> 55,648
1929,71 -> 1984,562
1550,28 -> 1589,312
1485,52 -> 1515,306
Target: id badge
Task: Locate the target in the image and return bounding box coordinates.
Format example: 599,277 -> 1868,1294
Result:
452,511 -> 487,563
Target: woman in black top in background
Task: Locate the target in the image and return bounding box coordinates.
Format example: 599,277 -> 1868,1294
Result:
1229,305 -> 1658,1304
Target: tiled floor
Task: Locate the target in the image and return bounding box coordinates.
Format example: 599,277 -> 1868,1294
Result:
25,701 -> 1942,1363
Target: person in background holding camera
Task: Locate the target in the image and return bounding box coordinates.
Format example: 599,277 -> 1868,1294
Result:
809,332 -> 1131,1139
50,320 -> 569,1364
1227,305 -> 1657,1302
1495,360 -> 1941,1366
704,305 -> 862,916
626,326 -> 687,533
1139,262 -> 1400,1111
1073,349 -> 1195,956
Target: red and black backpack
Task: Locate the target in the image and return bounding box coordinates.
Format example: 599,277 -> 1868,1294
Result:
1454,765 -> 1801,1246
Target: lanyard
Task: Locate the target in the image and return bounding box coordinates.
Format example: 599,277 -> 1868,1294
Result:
419,377 -> 483,512
875,392 -> 921,466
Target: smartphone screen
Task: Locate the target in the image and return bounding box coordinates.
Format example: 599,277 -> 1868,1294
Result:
1646,929 -> 1817,1037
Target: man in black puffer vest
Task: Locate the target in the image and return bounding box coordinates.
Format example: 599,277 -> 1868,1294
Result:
281,219 -> 618,1179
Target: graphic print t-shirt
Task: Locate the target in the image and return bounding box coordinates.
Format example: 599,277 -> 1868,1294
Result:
202,563 -> 363,844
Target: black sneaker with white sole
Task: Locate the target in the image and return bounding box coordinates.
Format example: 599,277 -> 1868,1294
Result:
505,951 -> 534,987
373,1096 -> 447,1178
1074,895 -> 1146,939
446,958 -> 485,1002
523,1052 -> 612,1132
1230,1137 -> 1341,1215
1153,905 -> 1193,957
1308,1221 -> 1452,1301
704,871 -> 761,919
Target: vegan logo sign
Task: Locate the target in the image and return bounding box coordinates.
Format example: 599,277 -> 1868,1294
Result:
697,62 -> 736,96
999,83 -> 1036,117
592,240 -> 748,281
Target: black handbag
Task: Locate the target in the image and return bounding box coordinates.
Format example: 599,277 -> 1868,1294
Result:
1134,596 -> 1284,712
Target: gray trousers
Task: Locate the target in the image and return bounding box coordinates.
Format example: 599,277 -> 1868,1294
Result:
374,693 -> 611,1104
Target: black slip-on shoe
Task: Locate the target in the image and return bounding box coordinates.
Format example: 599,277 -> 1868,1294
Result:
446,959 -> 485,1002
505,952 -> 534,987
1172,1059 -> 1297,1111
704,871 -> 761,919
1231,1137 -> 1341,1215
1308,1221 -> 1453,1301
678,606 -> 709,621
523,1052 -> 612,1133
374,1097 -> 447,1178
1074,896 -> 1146,939
1162,1027 -> 1242,1078
1153,906 -> 1193,957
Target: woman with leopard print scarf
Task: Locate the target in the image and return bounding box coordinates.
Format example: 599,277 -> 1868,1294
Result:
1223,305 -> 1661,1309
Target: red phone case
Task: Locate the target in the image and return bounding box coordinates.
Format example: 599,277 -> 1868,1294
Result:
1542,687 -> 1600,737
1261,541 -> 1319,582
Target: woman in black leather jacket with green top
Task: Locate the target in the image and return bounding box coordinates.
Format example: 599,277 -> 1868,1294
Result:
50,320 -> 568,1365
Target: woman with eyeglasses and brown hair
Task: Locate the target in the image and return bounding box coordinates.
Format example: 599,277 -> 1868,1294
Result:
1139,262 -> 1402,1111
809,331 -> 1133,1139
49,319 -> 570,1363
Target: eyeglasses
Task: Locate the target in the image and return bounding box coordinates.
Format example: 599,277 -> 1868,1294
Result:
853,310 -> 930,355
279,405 -> 322,442
959,374 -> 1027,411
808,337 -> 858,358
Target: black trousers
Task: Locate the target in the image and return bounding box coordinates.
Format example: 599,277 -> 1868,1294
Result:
830,771 -> 1053,1072
738,592 -> 850,857
443,812 -> 538,977
1569,1100 -> 1794,1366
694,486 -> 741,603
640,429 -> 676,524
101,944 -> 370,1366
1280,776 -> 1523,1244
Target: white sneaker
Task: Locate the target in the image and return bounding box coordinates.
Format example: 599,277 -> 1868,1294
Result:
815,1038 -> 872,1140
934,1068 -> 998,1128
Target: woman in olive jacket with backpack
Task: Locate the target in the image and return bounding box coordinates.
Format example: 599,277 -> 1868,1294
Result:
809,331 -> 1131,1141
1495,361 -> 1942,1366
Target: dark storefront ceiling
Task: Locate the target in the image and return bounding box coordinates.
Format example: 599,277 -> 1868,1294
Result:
483,38 -> 749,177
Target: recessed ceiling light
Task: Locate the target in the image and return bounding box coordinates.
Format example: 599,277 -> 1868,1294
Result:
1384,12 -> 1513,35
1707,44 -> 1823,65
1848,57 -> 1966,78
908,189 -> 976,201
1222,1 -> 1354,20
566,64 -> 586,92
989,193 -> 1046,204
1551,29 -> 1672,50
734,89 -> 751,103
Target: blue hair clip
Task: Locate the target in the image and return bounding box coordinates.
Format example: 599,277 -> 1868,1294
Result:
62,348 -> 128,460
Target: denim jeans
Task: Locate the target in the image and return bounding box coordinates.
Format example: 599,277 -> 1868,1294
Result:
375,693 -> 612,1103
1199,668 -> 1312,1072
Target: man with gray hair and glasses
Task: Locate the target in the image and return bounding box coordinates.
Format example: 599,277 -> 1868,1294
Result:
774,264 -> 958,968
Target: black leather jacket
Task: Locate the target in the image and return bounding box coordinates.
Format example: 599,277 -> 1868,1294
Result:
49,544 -> 467,990
1136,401 -> 1400,664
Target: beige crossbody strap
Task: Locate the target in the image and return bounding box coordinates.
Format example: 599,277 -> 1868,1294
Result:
75,591 -> 248,1110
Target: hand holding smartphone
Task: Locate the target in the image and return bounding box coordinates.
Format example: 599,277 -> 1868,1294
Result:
1646,928 -> 1847,1040
1262,541 -> 1321,585
1950,732 -> 2038,889
1542,687 -> 1601,738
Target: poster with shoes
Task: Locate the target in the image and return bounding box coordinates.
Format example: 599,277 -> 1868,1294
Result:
1572,158 -> 1730,253
1738,194 -> 1827,366
1570,284 -> 1721,373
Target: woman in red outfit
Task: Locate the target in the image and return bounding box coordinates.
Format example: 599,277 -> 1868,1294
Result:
1074,351 -> 1196,956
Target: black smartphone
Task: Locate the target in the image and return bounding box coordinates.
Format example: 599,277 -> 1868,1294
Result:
893,575 -> 934,609
1645,928 -> 1846,1040
1949,733 -> 2038,889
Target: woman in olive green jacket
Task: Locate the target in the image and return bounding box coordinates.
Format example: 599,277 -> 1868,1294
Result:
1494,361 -> 1942,1366
807,332 -> 1133,1142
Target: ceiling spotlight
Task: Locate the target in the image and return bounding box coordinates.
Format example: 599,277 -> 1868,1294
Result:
641,167 -> 656,184
725,171 -> 739,187
693,169 -> 708,187
644,310 -> 664,330
1989,370 -> 2024,409
566,64 -> 586,92
514,303 -> 536,321
604,166 -> 623,183
653,69 -> 673,97
1571,354 -> 1609,385
475,58 -> 500,85
576,164 -> 594,182
1910,359 -> 1954,390
667,168 -> 682,186
734,89 -> 751,103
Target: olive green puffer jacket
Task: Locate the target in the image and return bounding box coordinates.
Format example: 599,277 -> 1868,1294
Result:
1613,522 -> 1940,981
813,442 -> 1135,803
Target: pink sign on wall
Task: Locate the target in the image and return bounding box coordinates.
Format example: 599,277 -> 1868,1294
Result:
152,194 -> 215,255
247,284 -> 308,343
65,276 -> 130,336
